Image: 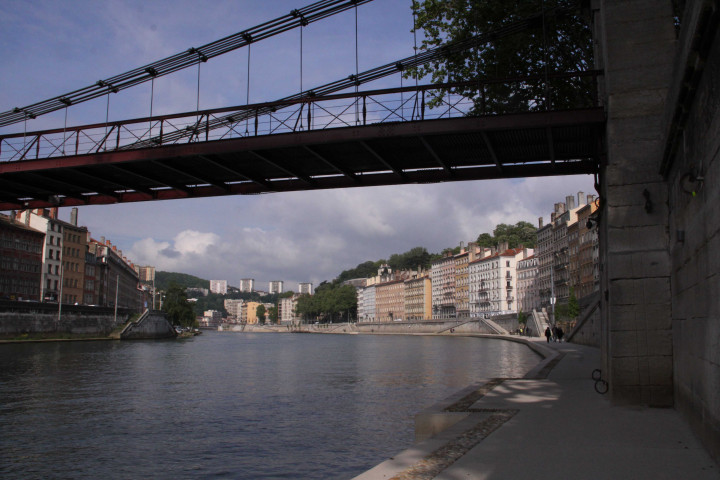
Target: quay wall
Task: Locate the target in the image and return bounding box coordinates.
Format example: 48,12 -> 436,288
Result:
0,300 -> 131,337
120,310 -> 176,340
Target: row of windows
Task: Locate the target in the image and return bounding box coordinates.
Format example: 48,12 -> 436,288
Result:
0,258 -> 41,273
0,235 -> 43,253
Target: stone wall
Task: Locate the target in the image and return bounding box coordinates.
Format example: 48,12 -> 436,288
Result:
662,0 -> 720,463
0,300 -> 130,337
597,0 -> 720,462
567,292 -> 602,347
597,0 -> 676,407
120,310 -> 176,339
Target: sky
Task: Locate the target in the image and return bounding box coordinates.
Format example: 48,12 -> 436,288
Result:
0,0 -> 595,291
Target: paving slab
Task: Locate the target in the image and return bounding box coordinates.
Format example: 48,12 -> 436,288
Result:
354,339 -> 719,480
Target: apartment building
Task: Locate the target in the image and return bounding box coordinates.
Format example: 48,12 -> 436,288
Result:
454,249 -> 470,317
0,213 -> 44,301
279,295 -> 298,324
59,210 -> 88,305
16,209 -> 64,302
224,298 -> 244,321
241,301 -> 261,324
576,199 -> 600,298
358,284 -> 376,322
268,280 -> 283,294
375,279 -> 405,322
404,272 -> 432,321
516,254 -> 539,314
90,238 -> 142,311
201,310 -> 223,327
298,282 -> 313,294
431,253 -> 456,319
239,278 -> 254,292
210,280 -> 228,294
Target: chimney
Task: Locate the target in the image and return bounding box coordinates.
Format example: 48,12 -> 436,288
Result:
100,236 -> 105,244
70,207 -> 78,226
50,207 -> 58,219
577,191 -> 586,207
551,212 -> 556,223
565,195 -> 575,210
587,194 -> 595,205
538,217 -> 544,228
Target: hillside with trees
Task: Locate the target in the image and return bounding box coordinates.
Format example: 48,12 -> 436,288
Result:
156,219 -> 537,322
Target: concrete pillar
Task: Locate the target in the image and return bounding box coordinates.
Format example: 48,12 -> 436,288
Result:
596,0 -> 676,406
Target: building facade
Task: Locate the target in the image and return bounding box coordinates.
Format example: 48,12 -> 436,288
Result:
239,278 -> 255,292
60,214 -> 88,305
298,282 -> 313,294
404,273 -> 432,321
268,280 -> 283,294
431,253 -> 456,319
210,280 -> 228,294
516,254 -> 539,314
375,279 -> 405,322
0,214 -> 44,301
16,209 -> 64,302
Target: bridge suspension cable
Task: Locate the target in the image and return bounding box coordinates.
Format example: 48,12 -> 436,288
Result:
121,3 -> 577,150
0,0 -> 376,128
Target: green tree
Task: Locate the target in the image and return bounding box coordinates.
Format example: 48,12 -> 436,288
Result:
568,287 -> 579,318
476,221 -> 537,249
410,0 -> 593,114
162,282 -> 196,328
295,284 -> 357,323
256,304 -> 266,325
268,305 -> 279,324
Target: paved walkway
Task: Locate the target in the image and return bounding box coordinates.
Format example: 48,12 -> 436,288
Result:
354,339 -> 719,479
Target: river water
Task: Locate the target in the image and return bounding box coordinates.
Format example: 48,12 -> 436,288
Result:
0,332 -> 539,479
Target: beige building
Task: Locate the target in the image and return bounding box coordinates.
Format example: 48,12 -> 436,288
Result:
59,212 -> 88,305
404,272 -> 431,321
454,250 -> 469,317
375,279 -> 405,322
576,199 -> 600,299
241,301 -> 262,324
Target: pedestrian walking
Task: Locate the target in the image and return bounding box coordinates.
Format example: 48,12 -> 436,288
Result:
545,326 -> 551,343
557,326 -> 564,342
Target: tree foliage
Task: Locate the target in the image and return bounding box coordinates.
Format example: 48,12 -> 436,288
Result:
256,304 -> 266,325
156,271 -> 209,291
295,284 -> 357,323
476,221 -> 537,249
162,282 -> 197,327
410,0 -> 594,114
387,246 -> 432,271
268,305 -> 279,324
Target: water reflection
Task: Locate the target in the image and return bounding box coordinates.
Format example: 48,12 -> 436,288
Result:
0,333 -> 539,479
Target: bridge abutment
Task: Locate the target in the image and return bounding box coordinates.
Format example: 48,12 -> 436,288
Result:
597,0 -> 720,462
596,0 -> 676,407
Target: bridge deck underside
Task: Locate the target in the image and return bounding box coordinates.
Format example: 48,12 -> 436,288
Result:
0,108 -> 604,210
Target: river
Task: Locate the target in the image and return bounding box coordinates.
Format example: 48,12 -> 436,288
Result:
0,332 -> 540,479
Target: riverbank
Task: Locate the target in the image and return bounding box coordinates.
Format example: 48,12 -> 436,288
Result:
353,339 -> 718,479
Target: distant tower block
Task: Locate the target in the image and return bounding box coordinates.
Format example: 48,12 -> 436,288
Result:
298,282 -> 313,294
239,278 -> 255,293
268,280 -> 284,294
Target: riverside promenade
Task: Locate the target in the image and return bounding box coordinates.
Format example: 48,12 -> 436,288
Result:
354,338 -> 719,479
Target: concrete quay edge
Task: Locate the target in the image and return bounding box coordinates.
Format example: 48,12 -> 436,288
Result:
352,337 -> 719,480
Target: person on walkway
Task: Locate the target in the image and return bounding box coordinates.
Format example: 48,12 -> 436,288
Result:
545,326 -> 551,343
557,326 -> 564,342
552,325 -> 559,342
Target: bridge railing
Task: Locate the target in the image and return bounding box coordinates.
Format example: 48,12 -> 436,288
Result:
0,71 -> 600,163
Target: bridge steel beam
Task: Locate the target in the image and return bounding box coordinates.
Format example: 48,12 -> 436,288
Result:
0,109 -> 603,210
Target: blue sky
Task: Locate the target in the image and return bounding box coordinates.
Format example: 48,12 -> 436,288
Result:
0,0 -> 595,290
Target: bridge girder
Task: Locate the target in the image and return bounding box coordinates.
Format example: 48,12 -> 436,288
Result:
0,109 -> 604,210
